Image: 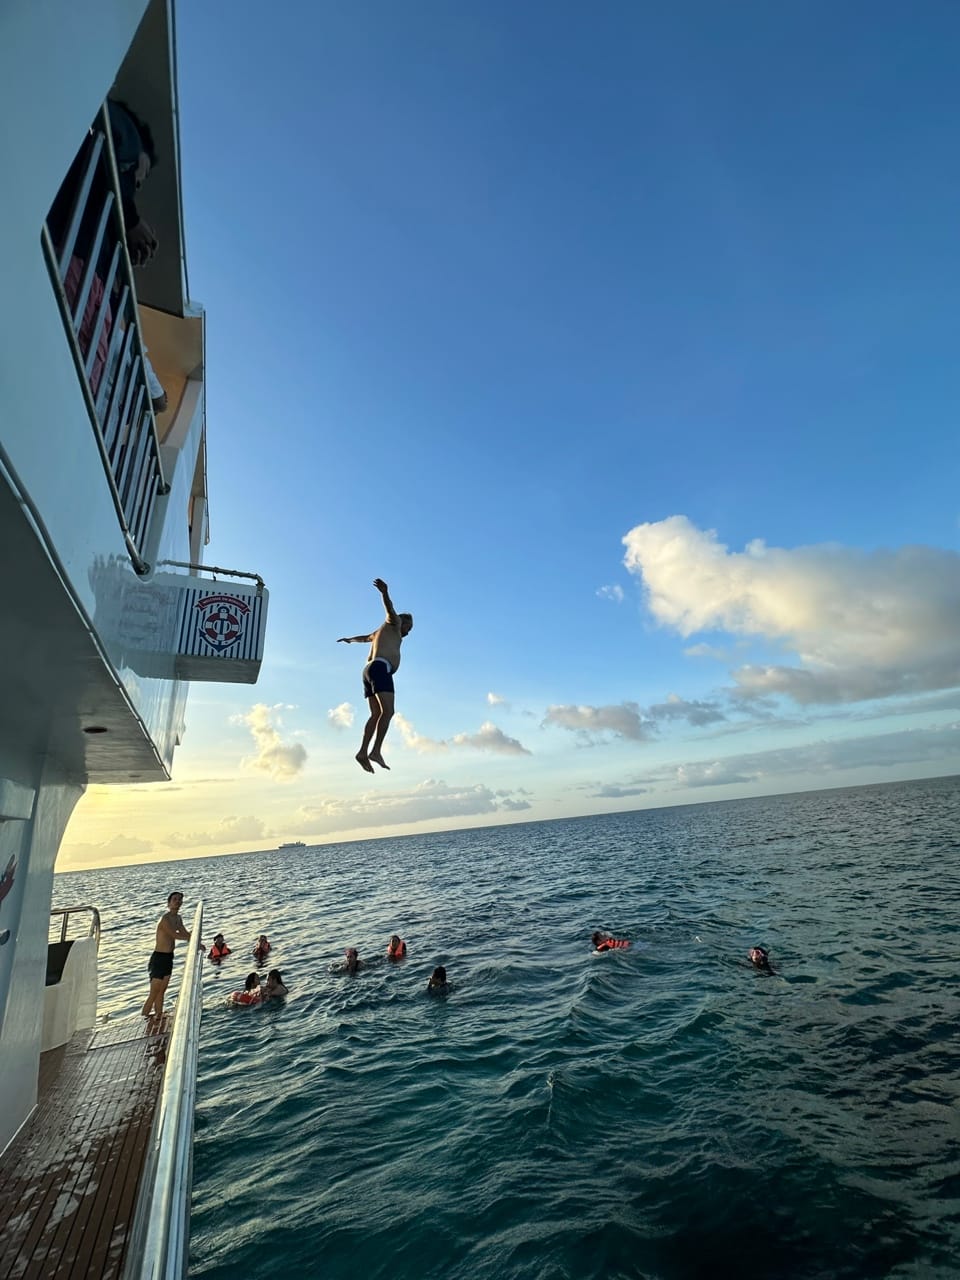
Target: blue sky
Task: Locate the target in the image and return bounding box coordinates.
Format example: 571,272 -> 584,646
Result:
63,0 -> 960,868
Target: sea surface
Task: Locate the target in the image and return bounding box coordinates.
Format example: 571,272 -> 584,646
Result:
54,776 -> 960,1279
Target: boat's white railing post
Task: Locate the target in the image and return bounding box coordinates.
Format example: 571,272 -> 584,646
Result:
123,899 -> 204,1280
41,103 -> 169,575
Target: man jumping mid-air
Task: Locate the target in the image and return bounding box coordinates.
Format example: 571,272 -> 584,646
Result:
338,578 -> 413,773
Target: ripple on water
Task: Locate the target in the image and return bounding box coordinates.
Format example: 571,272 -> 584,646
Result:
54,775 -> 960,1278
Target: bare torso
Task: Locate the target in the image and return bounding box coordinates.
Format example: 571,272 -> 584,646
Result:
154,910 -> 185,954
368,621 -> 403,672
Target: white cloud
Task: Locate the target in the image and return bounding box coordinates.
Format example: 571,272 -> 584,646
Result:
543,702 -> 649,742
165,814 -> 267,849
235,703 -> 308,779
487,692 -> 508,707
658,723 -> 960,789
597,584 -> 625,603
59,834 -> 152,867
327,702 -> 355,730
676,760 -> 752,787
623,515 -> 960,705
647,694 -> 726,726
393,713 -> 448,754
395,714 -> 530,756
293,778 -> 532,833
683,642 -> 730,660
585,783 -> 650,799
451,721 -> 531,755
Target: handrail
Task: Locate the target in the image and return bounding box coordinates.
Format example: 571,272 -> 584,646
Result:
42,104 -> 170,576
123,900 -> 204,1280
49,905 -> 101,949
155,559 -> 266,592
96,102 -> 168,499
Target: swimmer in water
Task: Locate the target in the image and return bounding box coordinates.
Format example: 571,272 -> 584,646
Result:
592,931 -> 630,952
749,946 -> 775,974
427,965 -> 449,994
386,934 -> 407,959
343,947 -> 362,975
261,969 -> 289,998
231,972 -> 263,1005
253,934 -> 271,965
208,933 -> 231,961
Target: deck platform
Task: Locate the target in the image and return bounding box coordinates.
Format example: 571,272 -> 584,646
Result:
0,1015 -> 170,1280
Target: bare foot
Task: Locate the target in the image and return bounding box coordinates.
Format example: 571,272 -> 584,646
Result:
369,752 -> 390,770
355,752 -> 375,773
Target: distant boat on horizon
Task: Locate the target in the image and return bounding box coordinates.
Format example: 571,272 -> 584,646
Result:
278,840 -> 307,850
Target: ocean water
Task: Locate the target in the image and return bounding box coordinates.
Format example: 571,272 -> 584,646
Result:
54,776 -> 960,1279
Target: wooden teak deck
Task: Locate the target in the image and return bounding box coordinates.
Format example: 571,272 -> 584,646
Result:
0,1015 -> 170,1279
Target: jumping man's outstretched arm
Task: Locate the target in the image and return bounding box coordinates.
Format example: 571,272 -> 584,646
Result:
337,633 -> 373,644
373,578 -> 399,625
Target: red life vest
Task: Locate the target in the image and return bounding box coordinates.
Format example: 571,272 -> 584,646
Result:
596,937 -> 630,951
231,988 -> 261,1005
209,942 -> 231,958
387,940 -> 407,958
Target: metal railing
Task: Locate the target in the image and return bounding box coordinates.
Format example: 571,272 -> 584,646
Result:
156,559 -> 267,592
42,103 -> 168,575
49,905 -> 102,949
123,900 -> 205,1280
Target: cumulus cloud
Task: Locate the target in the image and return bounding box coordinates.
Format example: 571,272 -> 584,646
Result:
543,702 -> 650,742
597,584 -> 625,603
393,713 -> 448,754
165,814 -> 267,849
235,703 -> 308,779
451,721 -> 531,755
647,694 -> 726,726
623,515 -> 960,705
293,779 -> 532,833
394,714 -> 531,755
327,702 -> 354,730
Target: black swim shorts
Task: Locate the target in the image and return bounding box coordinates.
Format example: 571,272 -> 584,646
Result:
148,950 -> 174,980
362,658 -> 395,699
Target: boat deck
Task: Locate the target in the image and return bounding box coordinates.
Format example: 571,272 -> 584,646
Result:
0,1015 -> 170,1280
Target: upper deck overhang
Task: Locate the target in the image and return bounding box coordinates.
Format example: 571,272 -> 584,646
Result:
112,0 -> 189,318
0,467 -> 171,784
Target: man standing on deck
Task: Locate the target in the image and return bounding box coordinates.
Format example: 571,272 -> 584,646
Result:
142,891 -> 191,1019
338,578 -> 413,773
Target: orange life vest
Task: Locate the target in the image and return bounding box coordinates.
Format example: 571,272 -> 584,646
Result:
596,937 -> 630,951
231,988 -> 261,1005
209,942 -> 231,958
387,940 -> 407,958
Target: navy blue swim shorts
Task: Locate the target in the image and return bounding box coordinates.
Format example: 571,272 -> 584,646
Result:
362,658 -> 395,699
